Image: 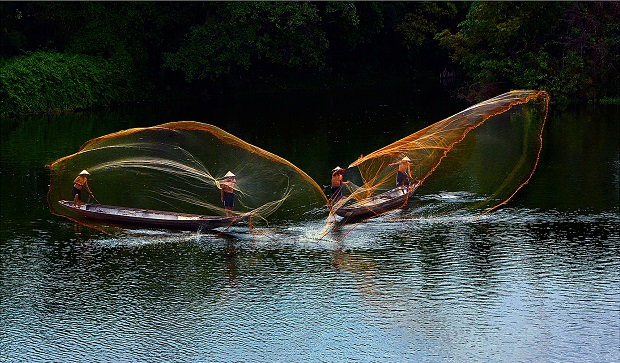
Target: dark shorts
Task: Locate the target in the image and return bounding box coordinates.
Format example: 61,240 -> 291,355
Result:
332,186 -> 342,197
72,187 -> 81,200
331,186 -> 343,198
396,171 -> 410,186
223,192 -> 234,207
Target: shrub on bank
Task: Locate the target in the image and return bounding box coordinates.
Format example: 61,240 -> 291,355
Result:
0,51 -> 136,116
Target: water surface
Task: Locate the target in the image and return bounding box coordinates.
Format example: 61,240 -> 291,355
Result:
1,88 -> 618,362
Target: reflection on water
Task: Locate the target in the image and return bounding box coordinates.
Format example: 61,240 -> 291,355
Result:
1,208 -> 618,362
1,92 -> 618,361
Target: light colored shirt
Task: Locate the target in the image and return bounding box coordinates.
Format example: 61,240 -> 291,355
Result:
221,178 -> 235,193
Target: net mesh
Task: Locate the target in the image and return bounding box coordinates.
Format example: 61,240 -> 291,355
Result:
332,90 -> 549,220
47,90 -> 549,233
46,121 -> 327,231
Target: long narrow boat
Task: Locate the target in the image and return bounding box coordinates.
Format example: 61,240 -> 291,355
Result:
334,183 -> 420,222
58,200 -> 249,230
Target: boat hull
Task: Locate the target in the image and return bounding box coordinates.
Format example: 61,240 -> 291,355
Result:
334,184 -> 419,222
58,200 -> 248,231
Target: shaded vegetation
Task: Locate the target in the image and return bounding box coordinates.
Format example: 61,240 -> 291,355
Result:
1,1 -> 618,116
0,51 -> 136,115
437,2 -> 620,104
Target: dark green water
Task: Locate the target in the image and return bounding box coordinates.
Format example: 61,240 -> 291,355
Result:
1,88 -> 618,362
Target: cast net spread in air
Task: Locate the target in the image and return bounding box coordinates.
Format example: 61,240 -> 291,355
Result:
47,121 -> 327,231
332,90 -> 549,220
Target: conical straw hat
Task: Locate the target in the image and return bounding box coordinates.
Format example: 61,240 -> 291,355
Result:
79,170 -> 90,175
224,171 -> 236,178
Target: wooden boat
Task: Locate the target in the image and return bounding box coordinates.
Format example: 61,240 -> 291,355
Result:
334,182 -> 420,222
58,200 -> 249,230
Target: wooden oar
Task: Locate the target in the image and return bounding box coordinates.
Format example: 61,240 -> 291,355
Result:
89,193 -> 101,204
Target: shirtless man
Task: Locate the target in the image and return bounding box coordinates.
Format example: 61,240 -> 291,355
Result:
72,170 -> 93,208
389,156 -> 412,187
331,166 -> 350,203
220,171 -> 236,217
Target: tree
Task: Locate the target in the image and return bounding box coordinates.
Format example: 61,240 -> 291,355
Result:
437,2 -> 619,103
163,2 -> 330,82
397,2 -> 458,49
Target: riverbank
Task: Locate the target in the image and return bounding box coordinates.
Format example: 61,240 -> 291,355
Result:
2,51 -> 617,118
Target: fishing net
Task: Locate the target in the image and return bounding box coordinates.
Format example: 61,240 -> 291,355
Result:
46,121 -> 327,231
333,90 -> 549,220
47,90 -> 549,234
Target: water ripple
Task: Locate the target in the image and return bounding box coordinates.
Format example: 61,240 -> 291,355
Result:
2,208 -> 619,362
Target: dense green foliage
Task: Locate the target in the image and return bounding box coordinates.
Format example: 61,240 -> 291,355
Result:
0,52 -> 135,115
164,2 -> 329,81
438,2 -> 620,103
1,1 -> 618,115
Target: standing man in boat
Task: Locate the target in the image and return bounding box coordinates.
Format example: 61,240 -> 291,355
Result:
72,170 -> 93,208
331,166 -> 350,203
389,156 -> 413,187
221,171 -> 236,217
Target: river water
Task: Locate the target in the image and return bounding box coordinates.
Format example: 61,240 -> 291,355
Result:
1,87 -> 618,362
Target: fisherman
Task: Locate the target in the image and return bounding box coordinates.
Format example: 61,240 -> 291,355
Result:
389,156 -> 413,187
331,166 -> 350,203
72,170 -> 93,208
220,171 -> 236,217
